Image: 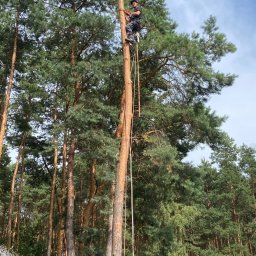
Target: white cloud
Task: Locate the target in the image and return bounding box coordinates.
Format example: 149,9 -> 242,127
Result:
166,0 -> 256,163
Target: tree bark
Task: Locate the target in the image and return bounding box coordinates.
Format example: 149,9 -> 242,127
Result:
66,141 -> 76,256
65,14 -> 81,254
0,9 -> 19,160
112,0 -> 133,255
57,131 -> 68,256
83,160 -> 97,227
47,129 -> 58,256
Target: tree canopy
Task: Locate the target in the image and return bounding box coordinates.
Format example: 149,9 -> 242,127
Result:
0,0 -> 255,256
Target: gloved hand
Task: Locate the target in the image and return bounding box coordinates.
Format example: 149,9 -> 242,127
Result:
124,10 -> 131,15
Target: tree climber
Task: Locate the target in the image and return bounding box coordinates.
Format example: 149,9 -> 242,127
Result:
123,0 -> 142,44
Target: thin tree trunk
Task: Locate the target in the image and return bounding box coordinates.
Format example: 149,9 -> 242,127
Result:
106,182 -> 115,256
65,16 -> 80,254
112,0 -> 133,255
78,160 -> 97,255
47,129 -> 58,256
7,134 -> 25,249
57,132 -> 68,256
83,160 -> 97,227
0,9 -> 19,160
66,140 -> 76,256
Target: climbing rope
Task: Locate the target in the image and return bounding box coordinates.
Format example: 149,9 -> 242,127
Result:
123,37 -> 141,256
135,33 -> 141,117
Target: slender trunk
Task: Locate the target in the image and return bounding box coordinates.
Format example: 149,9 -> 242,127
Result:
57,133 -> 67,256
16,145 -> 25,250
47,132 -> 58,256
78,160 -> 97,255
7,134 -> 25,249
66,141 -> 76,256
0,9 -> 19,160
106,182 -> 115,256
65,19 -> 80,255
112,1 -> 133,255
83,160 -> 97,227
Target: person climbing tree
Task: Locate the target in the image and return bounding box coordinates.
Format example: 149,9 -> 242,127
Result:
123,0 -> 142,44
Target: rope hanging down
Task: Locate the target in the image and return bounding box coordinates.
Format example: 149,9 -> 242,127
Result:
123,38 -> 140,255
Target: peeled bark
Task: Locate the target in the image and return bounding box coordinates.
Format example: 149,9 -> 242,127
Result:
0,9 -> 19,160
112,0 -> 133,255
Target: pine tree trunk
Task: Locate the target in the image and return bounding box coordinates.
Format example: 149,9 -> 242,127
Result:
65,21 -> 81,255
83,160 -> 97,227
0,9 -> 19,160
7,134 -> 25,249
106,182 -> 115,256
66,141 -> 76,256
112,0 -> 133,255
78,160 -> 97,254
47,133 -> 58,256
57,132 -> 67,256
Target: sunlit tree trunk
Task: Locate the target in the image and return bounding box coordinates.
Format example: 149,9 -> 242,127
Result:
112,0 -> 133,255
0,9 -> 19,160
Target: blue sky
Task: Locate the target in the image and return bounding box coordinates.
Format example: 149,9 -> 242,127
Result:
166,0 -> 256,164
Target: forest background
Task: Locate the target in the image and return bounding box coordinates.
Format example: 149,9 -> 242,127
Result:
0,0 -> 256,255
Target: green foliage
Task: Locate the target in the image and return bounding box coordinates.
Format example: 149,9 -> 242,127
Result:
2,0 -> 255,255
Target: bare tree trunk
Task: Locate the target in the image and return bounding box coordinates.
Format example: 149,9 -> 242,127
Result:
0,9 -> 19,160
7,134 -> 25,249
112,0 -> 133,255
57,132 -> 67,256
106,182 -> 115,256
83,160 -> 97,227
47,129 -> 58,256
78,160 -> 97,255
66,140 -> 76,256
65,13 -> 81,253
